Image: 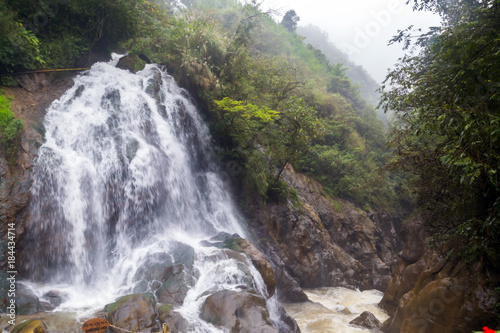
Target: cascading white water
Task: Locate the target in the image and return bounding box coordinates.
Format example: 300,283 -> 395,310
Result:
22,55 -> 280,330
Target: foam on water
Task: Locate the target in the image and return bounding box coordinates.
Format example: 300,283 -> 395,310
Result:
284,287 -> 389,333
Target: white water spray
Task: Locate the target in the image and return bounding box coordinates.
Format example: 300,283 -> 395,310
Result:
23,56 -> 282,331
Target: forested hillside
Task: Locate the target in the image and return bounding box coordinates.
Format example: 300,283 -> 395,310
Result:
297,25 -> 381,109
0,0 -> 399,213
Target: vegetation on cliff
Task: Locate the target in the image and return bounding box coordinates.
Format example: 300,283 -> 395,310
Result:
0,90 -> 23,162
381,0 -> 500,269
0,0 -> 397,212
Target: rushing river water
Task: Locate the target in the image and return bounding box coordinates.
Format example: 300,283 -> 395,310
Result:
284,287 -> 388,333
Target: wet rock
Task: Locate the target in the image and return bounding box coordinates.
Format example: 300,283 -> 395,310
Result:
39,301 -> 55,312
339,307 -> 352,315
16,283 -> 40,315
200,290 -> 278,333
380,217 -> 500,333
125,139 -> 139,162
349,311 -> 382,329
158,303 -> 190,333
211,234 -> 277,298
132,280 -> 149,294
10,319 -> 48,333
105,294 -> 156,332
155,264 -> 196,305
133,241 -> 196,300
399,218 -> 427,263
43,290 -> 67,308
274,268 -> 308,303
1,73 -> 75,284
138,54 -> 152,64
116,54 -> 146,73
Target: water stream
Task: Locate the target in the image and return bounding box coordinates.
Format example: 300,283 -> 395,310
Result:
284,287 -> 388,333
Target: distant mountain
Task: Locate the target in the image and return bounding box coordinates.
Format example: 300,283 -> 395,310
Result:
297,24 -> 386,120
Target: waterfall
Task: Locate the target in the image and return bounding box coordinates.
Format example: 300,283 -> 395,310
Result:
22,55 -> 279,330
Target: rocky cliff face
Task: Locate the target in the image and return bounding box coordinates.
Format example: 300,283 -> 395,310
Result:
1,73 -> 75,256
379,218 -> 500,333
245,166 -> 402,303
0,73 -> 75,229
0,73 -> 75,311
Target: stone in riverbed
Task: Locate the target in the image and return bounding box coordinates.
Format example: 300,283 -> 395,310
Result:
349,310 -> 382,329
204,233 -> 277,298
104,294 -> 156,332
155,264 -> 196,305
116,54 -> 147,73
43,290 -> 67,308
16,283 -> 40,315
200,290 -> 278,333
158,303 -> 190,332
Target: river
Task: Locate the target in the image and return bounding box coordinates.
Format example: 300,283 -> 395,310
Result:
284,287 -> 388,333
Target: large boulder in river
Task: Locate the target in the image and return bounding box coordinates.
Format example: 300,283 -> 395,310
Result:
200,290 -> 278,333
105,294 -> 157,332
157,303 -> 190,333
132,241 -> 196,305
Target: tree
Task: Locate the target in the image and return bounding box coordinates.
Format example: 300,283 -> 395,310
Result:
381,0 -> 500,262
280,10 -> 300,33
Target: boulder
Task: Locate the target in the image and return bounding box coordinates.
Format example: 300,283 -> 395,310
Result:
200,290 -> 278,333
43,290 -> 67,308
208,233 -> 277,298
349,311 -> 382,329
133,241 -> 195,282
157,303 -> 190,333
274,268 -> 308,303
104,294 -> 156,332
16,283 -> 40,315
10,319 -> 48,333
155,264 -> 196,305
116,54 -> 146,73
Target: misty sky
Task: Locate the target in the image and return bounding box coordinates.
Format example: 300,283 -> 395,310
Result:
263,0 -> 442,83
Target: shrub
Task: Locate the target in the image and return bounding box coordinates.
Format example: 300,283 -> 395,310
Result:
0,90 -> 23,162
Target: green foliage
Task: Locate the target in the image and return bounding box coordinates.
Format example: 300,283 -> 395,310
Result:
381,0 -> 500,258
0,75 -> 20,87
1,0 -> 166,71
0,0 -> 397,211
270,97 -> 322,180
213,96 -> 320,201
0,2 -> 44,73
164,0 -> 393,207
0,90 -> 23,162
214,97 -> 278,146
